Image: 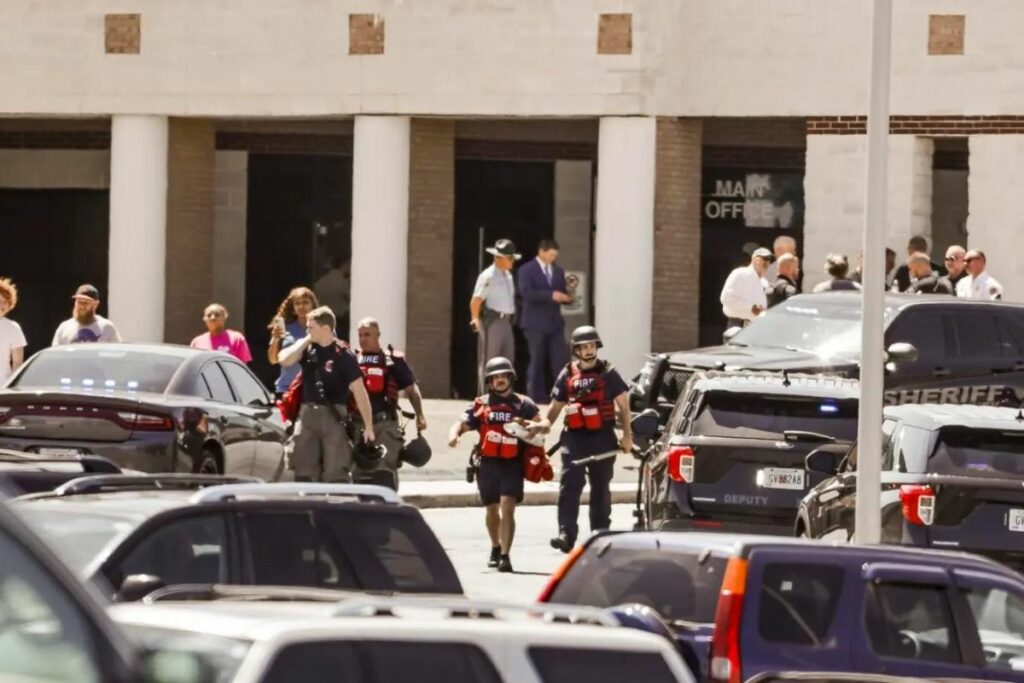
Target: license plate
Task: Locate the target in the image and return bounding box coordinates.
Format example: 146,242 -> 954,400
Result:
1010,509 -> 1024,533
35,447 -> 83,458
759,467 -> 805,490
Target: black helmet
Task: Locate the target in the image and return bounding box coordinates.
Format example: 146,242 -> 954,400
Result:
353,441 -> 386,471
484,356 -> 517,380
399,435 -> 432,468
570,325 -> 603,349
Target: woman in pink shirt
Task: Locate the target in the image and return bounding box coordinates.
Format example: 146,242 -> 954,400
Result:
190,303 -> 252,363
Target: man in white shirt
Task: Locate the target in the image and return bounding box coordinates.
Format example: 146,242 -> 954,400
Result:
956,250 -> 1003,300
720,248 -> 772,327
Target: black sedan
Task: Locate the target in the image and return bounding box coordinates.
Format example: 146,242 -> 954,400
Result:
0,343 -> 286,478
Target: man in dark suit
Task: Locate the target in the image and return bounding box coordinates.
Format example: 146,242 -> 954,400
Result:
517,239 -> 573,404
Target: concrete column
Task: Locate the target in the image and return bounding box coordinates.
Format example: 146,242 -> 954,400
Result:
554,160 -> 593,338
803,134 -> 933,291
109,115 -> 168,342
350,116 -> 411,346
594,117 -> 656,377
968,136 -> 1024,300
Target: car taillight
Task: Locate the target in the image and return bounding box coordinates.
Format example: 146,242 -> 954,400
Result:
117,411 -> 174,431
667,446 -> 695,483
710,557 -> 747,683
900,485 -> 936,526
537,544 -> 586,603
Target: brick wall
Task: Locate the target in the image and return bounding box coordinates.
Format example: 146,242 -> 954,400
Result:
406,119 -> 455,397
808,115 -> 1024,135
165,118 -> 215,344
652,117 -> 702,352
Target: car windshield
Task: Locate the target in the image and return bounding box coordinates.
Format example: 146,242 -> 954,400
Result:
11,348 -> 186,393
127,625 -> 251,683
730,297 -> 895,360
692,392 -> 859,441
929,428 -> 1024,478
14,506 -> 138,574
548,544 -> 727,624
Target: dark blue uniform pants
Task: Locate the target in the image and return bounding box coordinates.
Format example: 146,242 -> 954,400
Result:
557,430 -> 617,541
523,328 -> 567,404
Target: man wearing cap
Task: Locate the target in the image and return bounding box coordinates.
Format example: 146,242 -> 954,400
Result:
52,284 -> 122,346
470,238 -> 520,392
719,248 -> 772,328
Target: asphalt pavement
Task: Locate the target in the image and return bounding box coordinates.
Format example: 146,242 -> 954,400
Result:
422,503 -> 635,600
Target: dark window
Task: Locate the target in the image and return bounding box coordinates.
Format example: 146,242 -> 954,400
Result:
692,392 -> 858,441
866,583 -> 959,663
200,365 -> 235,403
547,543 -> 727,623
240,512 -> 355,589
953,312 -> 1002,359
112,515 -> 227,588
995,314 -> 1024,358
319,510 -> 461,594
930,427 -> 1024,477
529,647 -> 677,683
757,563 -> 844,646
880,419 -> 898,471
962,585 -> 1024,671
219,362 -> 268,406
886,311 -> 949,366
895,425 -> 935,474
262,641 -> 500,683
11,348 -> 185,393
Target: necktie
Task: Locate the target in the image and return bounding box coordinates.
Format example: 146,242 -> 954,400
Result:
544,265 -> 552,285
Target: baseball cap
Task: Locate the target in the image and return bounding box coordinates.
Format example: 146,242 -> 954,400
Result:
752,248 -> 774,261
72,284 -> 100,301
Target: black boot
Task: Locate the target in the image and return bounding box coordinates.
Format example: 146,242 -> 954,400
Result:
487,546 -> 501,568
497,554 -> 513,573
550,532 -> 575,554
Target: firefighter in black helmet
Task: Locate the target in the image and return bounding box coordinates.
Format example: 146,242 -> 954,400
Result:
532,326 -> 632,553
447,356 -> 542,573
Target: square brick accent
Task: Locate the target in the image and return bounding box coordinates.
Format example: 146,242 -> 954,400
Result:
105,14 -> 140,54
652,118 -> 702,351
598,13 -> 632,55
929,15 -> 965,55
406,119 -> 455,397
349,14 -> 385,55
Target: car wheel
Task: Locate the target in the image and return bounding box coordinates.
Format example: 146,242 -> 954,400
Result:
192,448 -> 221,475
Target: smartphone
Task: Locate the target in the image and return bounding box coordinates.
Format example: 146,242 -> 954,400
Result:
273,316 -> 285,333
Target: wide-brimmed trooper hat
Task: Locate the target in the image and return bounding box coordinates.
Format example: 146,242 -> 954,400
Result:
485,238 -> 522,260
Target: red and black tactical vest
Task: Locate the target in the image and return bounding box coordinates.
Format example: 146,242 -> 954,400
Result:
564,361 -> 616,431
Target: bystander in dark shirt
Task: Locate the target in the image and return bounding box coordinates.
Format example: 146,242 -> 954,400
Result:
893,261 -> 946,292
907,274 -> 954,295
947,271 -> 968,295
300,342 -> 362,405
767,276 -> 799,307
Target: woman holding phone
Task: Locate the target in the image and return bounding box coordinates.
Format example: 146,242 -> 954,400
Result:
267,286 -> 319,397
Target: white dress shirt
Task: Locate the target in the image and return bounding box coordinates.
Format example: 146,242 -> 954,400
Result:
720,265 -> 768,321
956,271 -> 1003,300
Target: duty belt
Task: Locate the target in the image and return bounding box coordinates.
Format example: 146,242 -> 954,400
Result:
353,410 -> 397,424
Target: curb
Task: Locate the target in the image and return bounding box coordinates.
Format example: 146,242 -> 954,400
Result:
405,484 -> 635,510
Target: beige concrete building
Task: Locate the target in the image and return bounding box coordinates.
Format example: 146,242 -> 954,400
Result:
0,1 -> 1011,396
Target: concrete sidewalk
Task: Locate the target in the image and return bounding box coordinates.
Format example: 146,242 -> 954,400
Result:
400,479 -> 636,509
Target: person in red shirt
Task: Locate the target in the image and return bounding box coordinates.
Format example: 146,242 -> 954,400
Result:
190,303 -> 252,364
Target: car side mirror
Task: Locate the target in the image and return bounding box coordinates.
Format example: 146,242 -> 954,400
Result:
886,342 -> 919,364
631,409 -> 663,438
722,326 -> 742,343
116,574 -> 165,603
805,448 -> 840,476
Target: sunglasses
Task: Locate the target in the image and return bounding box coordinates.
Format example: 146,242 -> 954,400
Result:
204,312 -> 225,319
944,256 -> 958,261
965,257 -> 979,263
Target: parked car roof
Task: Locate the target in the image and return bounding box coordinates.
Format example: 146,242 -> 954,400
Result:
884,403 -> 1024,431
691,371 -> 860,399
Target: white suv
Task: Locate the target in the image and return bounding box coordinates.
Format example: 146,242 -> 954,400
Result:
111,596 -> 696,683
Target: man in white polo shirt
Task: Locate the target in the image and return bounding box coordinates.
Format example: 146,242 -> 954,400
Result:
720,248 -> 772,328
956,250 -> 1003,300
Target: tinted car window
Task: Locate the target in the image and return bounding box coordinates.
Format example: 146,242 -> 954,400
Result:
953,312 -> 1002,359
15,505 -> 138,575
0,530 -> 103,683
886,311 -> 948,366
529,647 -> 677,683
112,514 -> 227,588
11,348 -> 185,393
930,427 -> 1024,477
240,512 -> 356,589
880,419 -> 898,471
219,362 -> 268,406
962,585 -> 1024,671
895,424 -> 935,474
547,545 -> 726,623
757,563 -> 843,646
996,314 -> 1024,357
263,641 -> 500,683
129,625 -> 251,683
692,392 -> 858,441
319,510 -> 462,594
201,364 -> 235,403
866,583 -> 959,663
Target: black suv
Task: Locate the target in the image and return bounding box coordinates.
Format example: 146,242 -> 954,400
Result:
631,293 -> 1024,421
634,371 -> 858,534
797,404 -> 1024,571
13,476 -> 463,600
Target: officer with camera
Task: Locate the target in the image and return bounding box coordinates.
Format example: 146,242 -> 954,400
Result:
278,306 -> 375,482
532,326 -> 632,553
448,357 -> 541,573
349,317 -> 428,490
